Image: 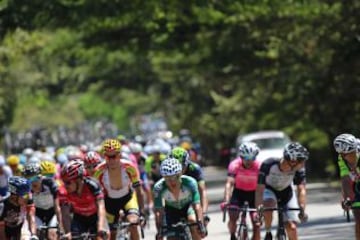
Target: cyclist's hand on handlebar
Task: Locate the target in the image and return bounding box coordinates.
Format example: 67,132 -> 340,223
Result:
203,213 -> 210,227
298,208 -> 308,223
59,232 -> 71,240
220,201 -> 228,211
97,229 -> 109,240
197,221 -> 207,238
342,198 -> 352,210
155,232 -> 164,240
30,235 -> 39,240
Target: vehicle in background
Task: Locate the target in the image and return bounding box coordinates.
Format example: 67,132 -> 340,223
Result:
236,130 -> 291,162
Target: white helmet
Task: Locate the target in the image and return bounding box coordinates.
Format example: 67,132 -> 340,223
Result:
333,133 -> 357,154
160,157 -> 182,177
129,143 -> 143,154
238,142 -> 260,160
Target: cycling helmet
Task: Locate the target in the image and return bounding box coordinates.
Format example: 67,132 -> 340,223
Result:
7,155 -> 20,165
169,147 -> 191,167
238,142 -> 260,161
8,176 -> 31,197
283,142 -> 309,162
28,156 -> 41,164
84,151 -> 102,166
333,133 -> 357,154
23,148 -> 34,156
102,139 -> 121,154
160,157 -> 183,177
40,161 -> 56,176
66,147 -> 85,161
121,145 -> 131,154
0,155 -> 5,167
22,163 -> 41,177
61,160 -> 84,181
129,142 -> 143,154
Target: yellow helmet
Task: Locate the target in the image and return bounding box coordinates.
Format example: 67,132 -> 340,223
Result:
40,161 -> 56,177
102,139 -> 121,154
180,141 -> 192,151
7,155 -> 20,165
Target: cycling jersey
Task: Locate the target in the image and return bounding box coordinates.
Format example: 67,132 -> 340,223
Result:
228,157 -> 260,191
0,196 -> 34,228
153,175 -> 200,210
258,158 -> 306,191
338,155 -> 360,179
32,178 -> 58,210
0,166 -> 12,196
184,162 -> 204,183
61,177 -> 104,216
94,159 -> 140,199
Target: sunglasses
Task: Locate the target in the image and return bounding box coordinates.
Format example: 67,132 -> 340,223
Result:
63,180 -> 75,186
164,175 -> 181,182
27,175 -> 41,183
104,154 -> 119,160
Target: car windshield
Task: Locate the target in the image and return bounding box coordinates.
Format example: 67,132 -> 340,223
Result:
250,137 -> 289,150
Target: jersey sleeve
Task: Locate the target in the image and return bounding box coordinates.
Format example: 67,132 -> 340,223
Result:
42,177 -> 59,197
338,156 -> 350,178
153,179 -> 165,209
293,168 -> 306,185
227,159 -> 238,178
258,158 -> 276,185
122,160 -> 141,187
187,163 -> 204,182
183,176 -> 201,204
84,177 -> 104,200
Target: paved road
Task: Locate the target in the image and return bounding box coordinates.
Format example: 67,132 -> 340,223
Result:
142,186 -> 355,240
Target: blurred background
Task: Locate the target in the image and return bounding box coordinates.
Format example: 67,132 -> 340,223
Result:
0,0 -> 359,180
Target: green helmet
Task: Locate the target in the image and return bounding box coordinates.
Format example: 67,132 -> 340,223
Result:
170,147 -> 190,167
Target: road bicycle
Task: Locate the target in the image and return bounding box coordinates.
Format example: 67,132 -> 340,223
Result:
113,216 -> 145,240
259,205 -> 304,240
222,201 -> 257,240
71,232 -> 99,240
160,219 -> 200,240
37,224 -> 59,240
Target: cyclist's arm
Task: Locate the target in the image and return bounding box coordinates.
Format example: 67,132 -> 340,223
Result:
54,197 -> 65,233
125,161 -> 145,212
96,198 -> 107,233
338,158 -> 354,200
154,208 -> 164,232
198,181 -> 208,213
192,202 -> 204,225
224,176 -> 235,203
0,221 -> 5,240
60,203 -> 71,234
296,183 -> 306,211
26,202 -> 37,236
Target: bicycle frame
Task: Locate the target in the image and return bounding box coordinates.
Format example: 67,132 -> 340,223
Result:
223,202 -> 257,240
162,220 -> 198,240
262,206 -> 302,240
114,216 -> 145,240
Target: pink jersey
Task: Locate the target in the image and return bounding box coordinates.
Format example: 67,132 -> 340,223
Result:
228,158 -> 260,191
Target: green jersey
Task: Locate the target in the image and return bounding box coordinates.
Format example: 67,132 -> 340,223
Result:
153,175 -> 200,209
338,155 -> 360,180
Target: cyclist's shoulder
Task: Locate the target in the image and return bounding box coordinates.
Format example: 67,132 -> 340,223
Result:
181,175 -> 198,186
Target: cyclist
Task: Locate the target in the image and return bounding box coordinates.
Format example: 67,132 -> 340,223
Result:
60,160 -> 108,240
94,139 -> 144,240
333,133 -> 360,239
153,157 -> 206,240
6,155 -> 23,176
130,142 -> 153,215
221,142 -> 261,240
22,162 -> 65,240
169,147 -> 209,224
0,176 -> 37,240
255,142 -> 309,240
0,156 -> 12,199
145,145 -> 167,187
84,151 -> 102,176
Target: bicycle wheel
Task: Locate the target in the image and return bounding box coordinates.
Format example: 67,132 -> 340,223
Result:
276,232 -> 287,240
237,225 -> 248,240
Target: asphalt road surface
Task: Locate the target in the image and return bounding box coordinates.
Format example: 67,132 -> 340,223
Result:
142,186 -> 355,240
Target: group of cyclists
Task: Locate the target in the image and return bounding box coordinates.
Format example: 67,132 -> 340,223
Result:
0,131 -> 358,240
220,132 -> 360,240
0,134 -> 208,240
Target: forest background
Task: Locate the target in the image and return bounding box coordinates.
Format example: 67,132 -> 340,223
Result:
0,0 -> 360,179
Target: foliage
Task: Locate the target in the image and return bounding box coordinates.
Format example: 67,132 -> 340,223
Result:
1,0 -> 359,177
